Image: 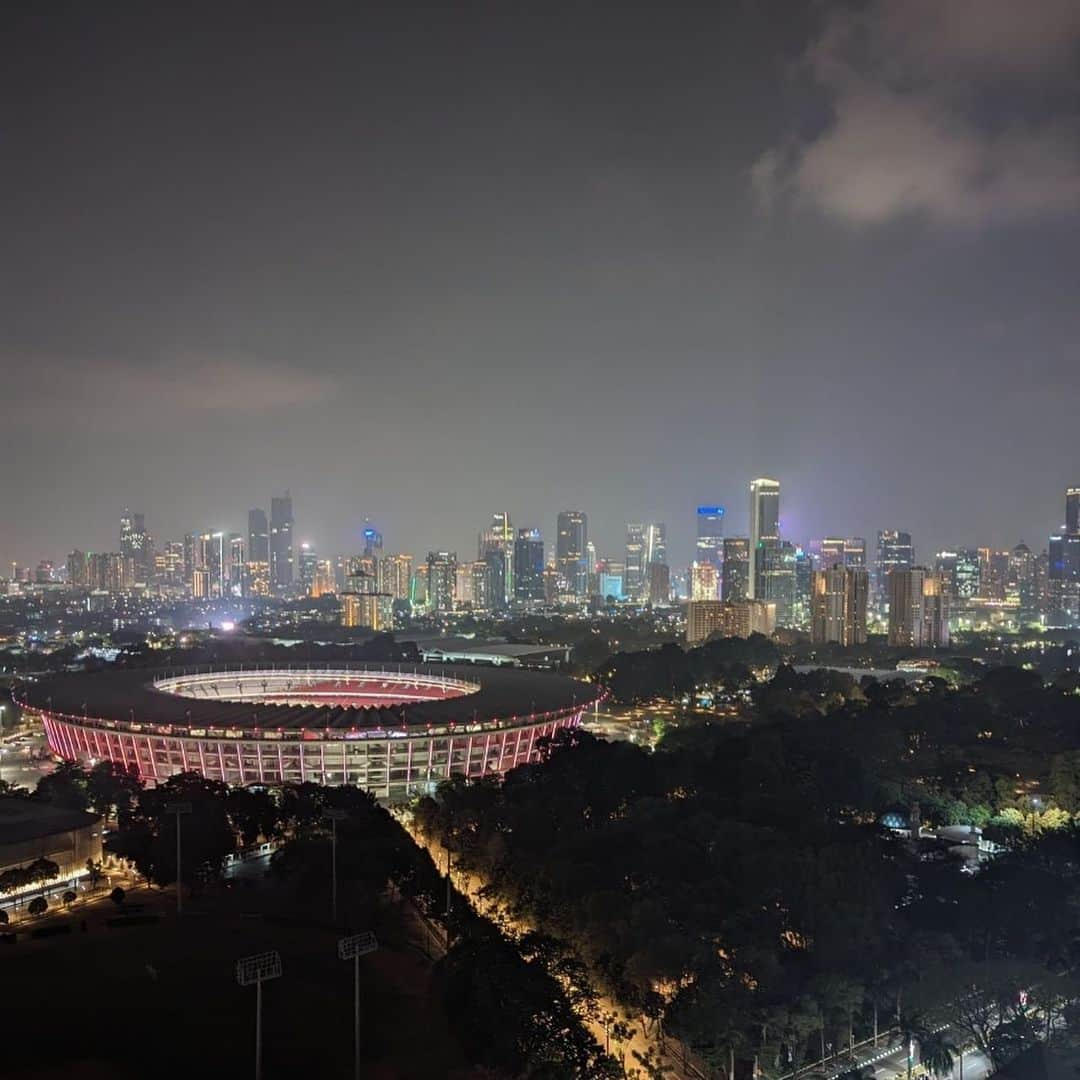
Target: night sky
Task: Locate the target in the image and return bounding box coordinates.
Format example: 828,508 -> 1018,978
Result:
3,2 -> 1079,570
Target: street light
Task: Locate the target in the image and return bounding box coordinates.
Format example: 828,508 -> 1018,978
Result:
338,931 -> 378,1080
324,808 -> 346,924
165,801 -> 191,916
236,950 -> 282,1080
0,704 -> 5,783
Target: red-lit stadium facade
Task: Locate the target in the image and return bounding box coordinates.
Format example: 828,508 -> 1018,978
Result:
18,664 -> 601,800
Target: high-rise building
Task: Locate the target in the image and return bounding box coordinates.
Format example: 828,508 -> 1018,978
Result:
749,478 -> 780,601
810,566 -> 868,646
876,530 -> 914,614
228,533 -> 245,596
648,561 -> 671,606
270,492 -> 294,595
67,550 -> 88,588
247,509 -> 270,597
479,512 -> 514,608
1008,543 -> 1037,616
1068,488 -> 1080,535
341,591 -> 393,631
119,509 -> 152,587
690,562 -> 718,601
888,568 -> 950,647
376,554 -> 413,601
721,537 -> 750,602
312,560 -> 336,598
955,549 -> 980,600
513,529 -> 545,604
298,542 -> 318,595
426,551 -> 457,614
792,547 -> 813,630
362,524 -> 383,558
645,523 -> 667,566
695,507 -> 725,574
556,511 -> 588,597
625,524 -> 646,600
470,560 -> 492,611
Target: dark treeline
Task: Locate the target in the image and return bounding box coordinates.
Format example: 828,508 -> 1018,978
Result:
415,663 -> 1080,1076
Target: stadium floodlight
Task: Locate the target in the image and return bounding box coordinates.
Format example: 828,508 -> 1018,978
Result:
338,933 -> 379,1080
324,808 -> 347,923
235,950 -> 283,1080
164,801 -> 192,917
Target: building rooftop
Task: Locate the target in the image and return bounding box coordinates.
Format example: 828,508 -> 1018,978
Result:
0,799 -> 100,845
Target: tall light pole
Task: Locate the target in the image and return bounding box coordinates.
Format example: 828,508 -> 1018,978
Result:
0,704 -> 6,783
165,801 -> 191,916
325,808 -> 346,924
236,950 -> 282,1080
338,931 -> 379,1080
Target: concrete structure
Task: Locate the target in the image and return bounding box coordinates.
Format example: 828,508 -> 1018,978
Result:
0,799 -> 103,880
810,566 -> 869,646
19,664 -> 601,801
686,599 -> 776,643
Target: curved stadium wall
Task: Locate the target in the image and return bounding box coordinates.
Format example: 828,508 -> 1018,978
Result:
18,664 -> 601,801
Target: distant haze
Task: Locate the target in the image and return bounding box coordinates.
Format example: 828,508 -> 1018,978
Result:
3,3 -> 1079,568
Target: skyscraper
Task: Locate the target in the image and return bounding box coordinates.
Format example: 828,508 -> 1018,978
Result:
298,542 -> 318,595
270,492 -> 294,594
247,508 -> 270,597
228,533 -> 245,596
556,511 -> 587,597
479,512 -> 514,608
625,524 -> 646,600
875,530 -> 913,614
888,569 -> 950,647
426,551 -> 457,614
749,478 -> 780,600
721,537 -> 750,602
513,529 -> 545,604
645,522 -> 667,566
810,566 -> 869,646
119,509 -> 152,587
695,507 -> 725,571
1068,487 -> 1080,535
690,562 -> 718,601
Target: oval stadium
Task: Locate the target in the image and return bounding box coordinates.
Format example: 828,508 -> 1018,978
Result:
17,664 -> 603,799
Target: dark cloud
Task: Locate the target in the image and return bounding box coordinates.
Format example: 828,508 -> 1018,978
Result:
754,0 -> 1080,225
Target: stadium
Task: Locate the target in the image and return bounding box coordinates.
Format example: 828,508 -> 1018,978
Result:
17,663 -> 603,799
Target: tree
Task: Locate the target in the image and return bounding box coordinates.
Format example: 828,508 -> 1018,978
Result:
918,1031 -> 959,1079
62,889 -> 77,908
86,760 -> 142,822
27,896 -> 47,917
85,858 -> 104,892
32,760 -> 90,810
109,886 -> 126,906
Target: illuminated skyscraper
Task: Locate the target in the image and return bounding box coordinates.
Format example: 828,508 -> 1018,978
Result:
247,509 -> 270,597
645,523 -> 667,566
721,537 -> 750,602
298,542 -> 318,595
625,524 -> 646,600
556,511 -> 587,596
690,562 -> 718,601
479,512 -> 514,608
513,529 -> 545,604
362,524 -> 383,558
426,551 -> 457,614
119,509 -> 152,587
1068,488 -> 1080,535
228,533 -> 245,596
270,492 -> 294,594
748,478 -> 780,600
810,566 -> 869,646
695,507 -> 725,571
376,553 -> 413,600
875,530 -> 913,614
888,568 -> 950,647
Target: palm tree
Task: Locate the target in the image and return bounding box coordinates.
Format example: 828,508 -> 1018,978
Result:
896,1015 -> 926,1080
918,1031 -> 959,1080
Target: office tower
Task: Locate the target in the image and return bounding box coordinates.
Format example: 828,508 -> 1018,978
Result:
556,511 -> 587,596
247,509 -> 270,597
1009,544 -> 1037,615
758,538 -> 796,627
977,548 -> 1009,601
690,562 -> 718,601
1068,488 -> 1080,535
195,532 -> 226,598
120,509 -> 152,587
67,550 -> 88,588
876,530 -> 914,613
513,529 -> 545,604
270,492 -> 294,594
625,524 -> 646,600
888,568 -> 950,647
479,512 -> 514,608
362,524 -> 383,559
470,560 -> 492,611
648,561 -> 671,606
955,549 -> 980,600
843,538 -> 866,569
1049,533 -> 1080,626
296,542 -> 317,595
721,537 -> 750,602
455,563 -> 475,607
749,478 -> 780,600
695,506 -> 725,572
819,537 -> 846,569
228,533 -> 245,596
87,552 -> 128,593
426,551 -> 457,614
376,554 -> 413,600
810,566 -> 868,646
792,547 -> 813,629
311,560 -> 337,598
645,523 -> 667,566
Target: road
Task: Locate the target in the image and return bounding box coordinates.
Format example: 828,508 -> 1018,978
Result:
0,726 -> 54,790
